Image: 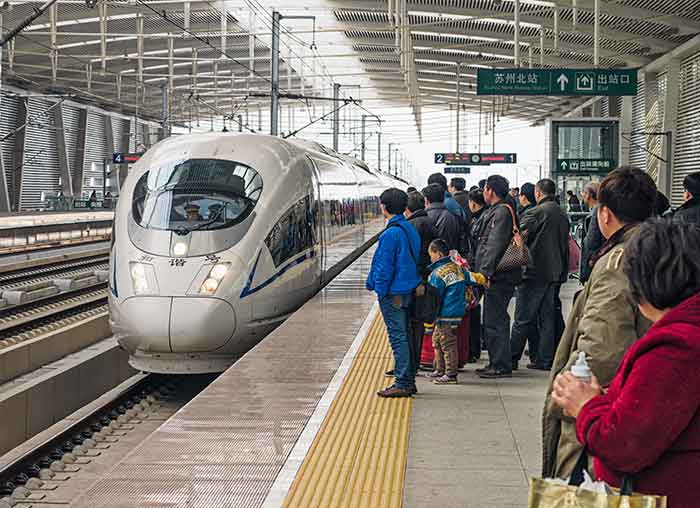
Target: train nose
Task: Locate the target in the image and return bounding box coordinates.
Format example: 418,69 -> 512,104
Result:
115,297 -> 236,353
169,298 -> 236,352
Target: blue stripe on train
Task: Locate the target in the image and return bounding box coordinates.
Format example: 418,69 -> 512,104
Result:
240,248 -> 316,298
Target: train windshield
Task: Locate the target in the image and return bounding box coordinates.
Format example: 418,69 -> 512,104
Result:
132,159 -> 263,233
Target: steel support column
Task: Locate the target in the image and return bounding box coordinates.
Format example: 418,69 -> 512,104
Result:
593,0 -> 600,67
456,64 -> 460,152
137,14 -> 144,103
72,107 -> 87,199
103,114 -> 115,198
160,82 -> 169,138
270,11 -> 281,136
99,1 -> 107,72
514,0 -> 521,67
52,102 -> 73,196
332,83 -> 340,151
660,58 -> 681,197
10,98 -> 28,211
0,12 -> 9,212
361,115 -> 367,161
377,131 -> 382,170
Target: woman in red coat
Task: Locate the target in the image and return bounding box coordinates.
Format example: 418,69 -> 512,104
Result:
552,219 -> 700,507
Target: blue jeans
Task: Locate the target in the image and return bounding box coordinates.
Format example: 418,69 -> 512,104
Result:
378,294 -> 415,389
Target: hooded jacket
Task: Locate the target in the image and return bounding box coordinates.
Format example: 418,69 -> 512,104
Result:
576,292 -> 700,508
366,215 -> 421,298
541,225 -> 651,479
427,256 -> 485,324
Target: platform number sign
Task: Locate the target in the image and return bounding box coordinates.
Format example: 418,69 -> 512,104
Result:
113,152 -> 144,164
435,153 -> 517,166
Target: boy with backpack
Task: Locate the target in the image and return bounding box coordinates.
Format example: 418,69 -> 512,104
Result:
426,239 -> 486,384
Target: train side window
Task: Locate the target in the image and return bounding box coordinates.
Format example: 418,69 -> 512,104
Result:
265,195 -> 315,267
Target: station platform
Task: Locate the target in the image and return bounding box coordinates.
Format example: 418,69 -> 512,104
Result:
0,211 -> 113,256
66,243 -> 574,508
0,211 -> 113,230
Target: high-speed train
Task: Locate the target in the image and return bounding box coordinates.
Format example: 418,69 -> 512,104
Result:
108,133 -> 407,373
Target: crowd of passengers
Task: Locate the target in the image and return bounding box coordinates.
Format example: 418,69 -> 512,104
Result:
366,169 -> 700,508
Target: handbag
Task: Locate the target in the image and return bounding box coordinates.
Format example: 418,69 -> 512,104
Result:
528,451 -> 667,508
495,204 -> 530,273
569,234 -> 582,274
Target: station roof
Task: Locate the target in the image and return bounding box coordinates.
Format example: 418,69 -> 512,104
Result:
1,0 -> 699,142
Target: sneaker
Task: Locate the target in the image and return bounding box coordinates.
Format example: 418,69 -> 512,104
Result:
475,365 -> 492,374
408,384 -> 418,395
477,369 -> 512,379
376,385 -> 412,398
418,363 -> 433,371
527,363 -> 551,371
384,369 -> 395,377
426,370 -> 444,378
433,375 -> 458,385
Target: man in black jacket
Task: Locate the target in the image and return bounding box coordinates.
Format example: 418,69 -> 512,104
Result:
579,182 -> 603,284
510,179 -> 569,370
404,190 -> 438,375
423,183 -> 462,252
672,172 -> 700,226
405,190 -> 438,280
474,175 -> 522,378
449,177 -> 471,218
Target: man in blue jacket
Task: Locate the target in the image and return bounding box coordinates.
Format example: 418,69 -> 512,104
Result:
367,188 -> 421,398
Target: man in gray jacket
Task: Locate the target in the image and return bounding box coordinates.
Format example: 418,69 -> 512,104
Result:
511,179 -> 569,370
474,175 -> 522,378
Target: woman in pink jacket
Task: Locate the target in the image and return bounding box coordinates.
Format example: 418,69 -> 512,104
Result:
553,220 -> 700,507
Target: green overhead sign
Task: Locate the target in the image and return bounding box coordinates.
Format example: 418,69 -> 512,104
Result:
477,68 -> 638,96
555,158 -> 616,173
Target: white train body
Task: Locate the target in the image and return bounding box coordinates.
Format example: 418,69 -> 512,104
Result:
109,133 -> 403,373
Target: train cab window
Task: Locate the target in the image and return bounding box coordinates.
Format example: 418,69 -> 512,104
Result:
265,196 -> 316,267
132,159 -> 262,233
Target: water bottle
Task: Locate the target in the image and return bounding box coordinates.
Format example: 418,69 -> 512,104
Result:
571,351 -> 592,384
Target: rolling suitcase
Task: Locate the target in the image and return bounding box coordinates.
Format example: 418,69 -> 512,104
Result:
456,313 -> 470,368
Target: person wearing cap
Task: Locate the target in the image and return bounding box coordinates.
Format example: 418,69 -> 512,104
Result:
185,204 -> 203,223
672,172 -> 700,225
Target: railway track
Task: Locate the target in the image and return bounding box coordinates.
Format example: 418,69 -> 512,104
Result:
0,284 -> 108,345
0,254 -> 109,288
0,373 -> 216,507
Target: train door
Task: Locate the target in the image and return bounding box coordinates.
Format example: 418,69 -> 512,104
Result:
306,157 -> 326,285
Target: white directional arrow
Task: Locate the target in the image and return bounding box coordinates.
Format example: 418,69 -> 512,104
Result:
561,160 -> 569,170
556,74 -> 569,92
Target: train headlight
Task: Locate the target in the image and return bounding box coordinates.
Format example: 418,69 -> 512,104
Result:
172,241 -> 188,257
130,262 -> 154,295
199,263 -> 230,295
209,263 -> 229,280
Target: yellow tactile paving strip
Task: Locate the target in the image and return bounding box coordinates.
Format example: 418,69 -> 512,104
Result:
283,312 -> 413,508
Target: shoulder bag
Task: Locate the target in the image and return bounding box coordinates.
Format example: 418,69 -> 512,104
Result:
387,223 -> 440,324
528,450 -> 667,508
495,204 -> 530,273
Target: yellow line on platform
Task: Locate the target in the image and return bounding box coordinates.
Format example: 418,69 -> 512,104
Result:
283,312 -> 413,508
